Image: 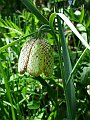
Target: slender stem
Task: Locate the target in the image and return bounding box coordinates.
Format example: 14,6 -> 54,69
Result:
0,62 -> 16,120
66,48 -> 88,86
0,31 -> 38,53
57,16 -> 76,120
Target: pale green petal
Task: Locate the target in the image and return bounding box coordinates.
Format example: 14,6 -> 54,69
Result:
18,39 -> 36,74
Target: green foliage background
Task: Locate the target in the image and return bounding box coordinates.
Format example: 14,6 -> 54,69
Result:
0,0 -> 90,120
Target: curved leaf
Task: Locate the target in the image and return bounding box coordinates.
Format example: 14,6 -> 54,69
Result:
49,13 -> 90,50
49,13 -> 76,119
0,32 -> 38,53
20,0 -> 49,24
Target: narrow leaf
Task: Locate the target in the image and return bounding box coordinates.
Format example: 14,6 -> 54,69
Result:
79,7 -> 84,23
49,13 -> 76,119
0,32 -> 38,53
57,16 -> 76,120
57,13 -> 90,50
20,0 -> 49,24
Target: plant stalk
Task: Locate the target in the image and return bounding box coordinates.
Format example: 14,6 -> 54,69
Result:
57,16 -> 76,120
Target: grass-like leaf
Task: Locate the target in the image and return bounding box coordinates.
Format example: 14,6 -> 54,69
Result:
0,32 -> 38,53
20,0 -> 49,24
0,62 -> 16,120
0,19 -> 23,35
49,13 -> 76,119
57,13 -> 90,50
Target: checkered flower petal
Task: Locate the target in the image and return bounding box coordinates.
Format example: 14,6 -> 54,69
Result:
18,38 -> 54,77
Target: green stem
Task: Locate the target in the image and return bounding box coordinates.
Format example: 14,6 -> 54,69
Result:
57,16 -> 76,120
0,62 -> 16,120
0,32 -> 38,53
66,48 -> 88,86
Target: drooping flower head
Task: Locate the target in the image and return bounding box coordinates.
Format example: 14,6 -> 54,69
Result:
18,38 -> 54,77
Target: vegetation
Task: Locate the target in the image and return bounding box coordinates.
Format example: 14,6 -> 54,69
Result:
0,0 -> 90,120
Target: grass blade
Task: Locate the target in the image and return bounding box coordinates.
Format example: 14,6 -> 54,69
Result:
49,13 -> 76,119
57,16 -> 76,120
0,32 -> 38,53
0,62 -> 16,120
20,0 -> 49,24
57,13 -> 90,50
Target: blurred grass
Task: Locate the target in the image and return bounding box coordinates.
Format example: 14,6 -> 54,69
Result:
0,0 -> 90,120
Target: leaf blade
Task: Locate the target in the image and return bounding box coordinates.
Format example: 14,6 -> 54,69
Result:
57,13 -> 90,50
20,0 -> 49,24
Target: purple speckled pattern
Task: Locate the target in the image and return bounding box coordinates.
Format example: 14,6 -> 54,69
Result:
18,38 -> 54,77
